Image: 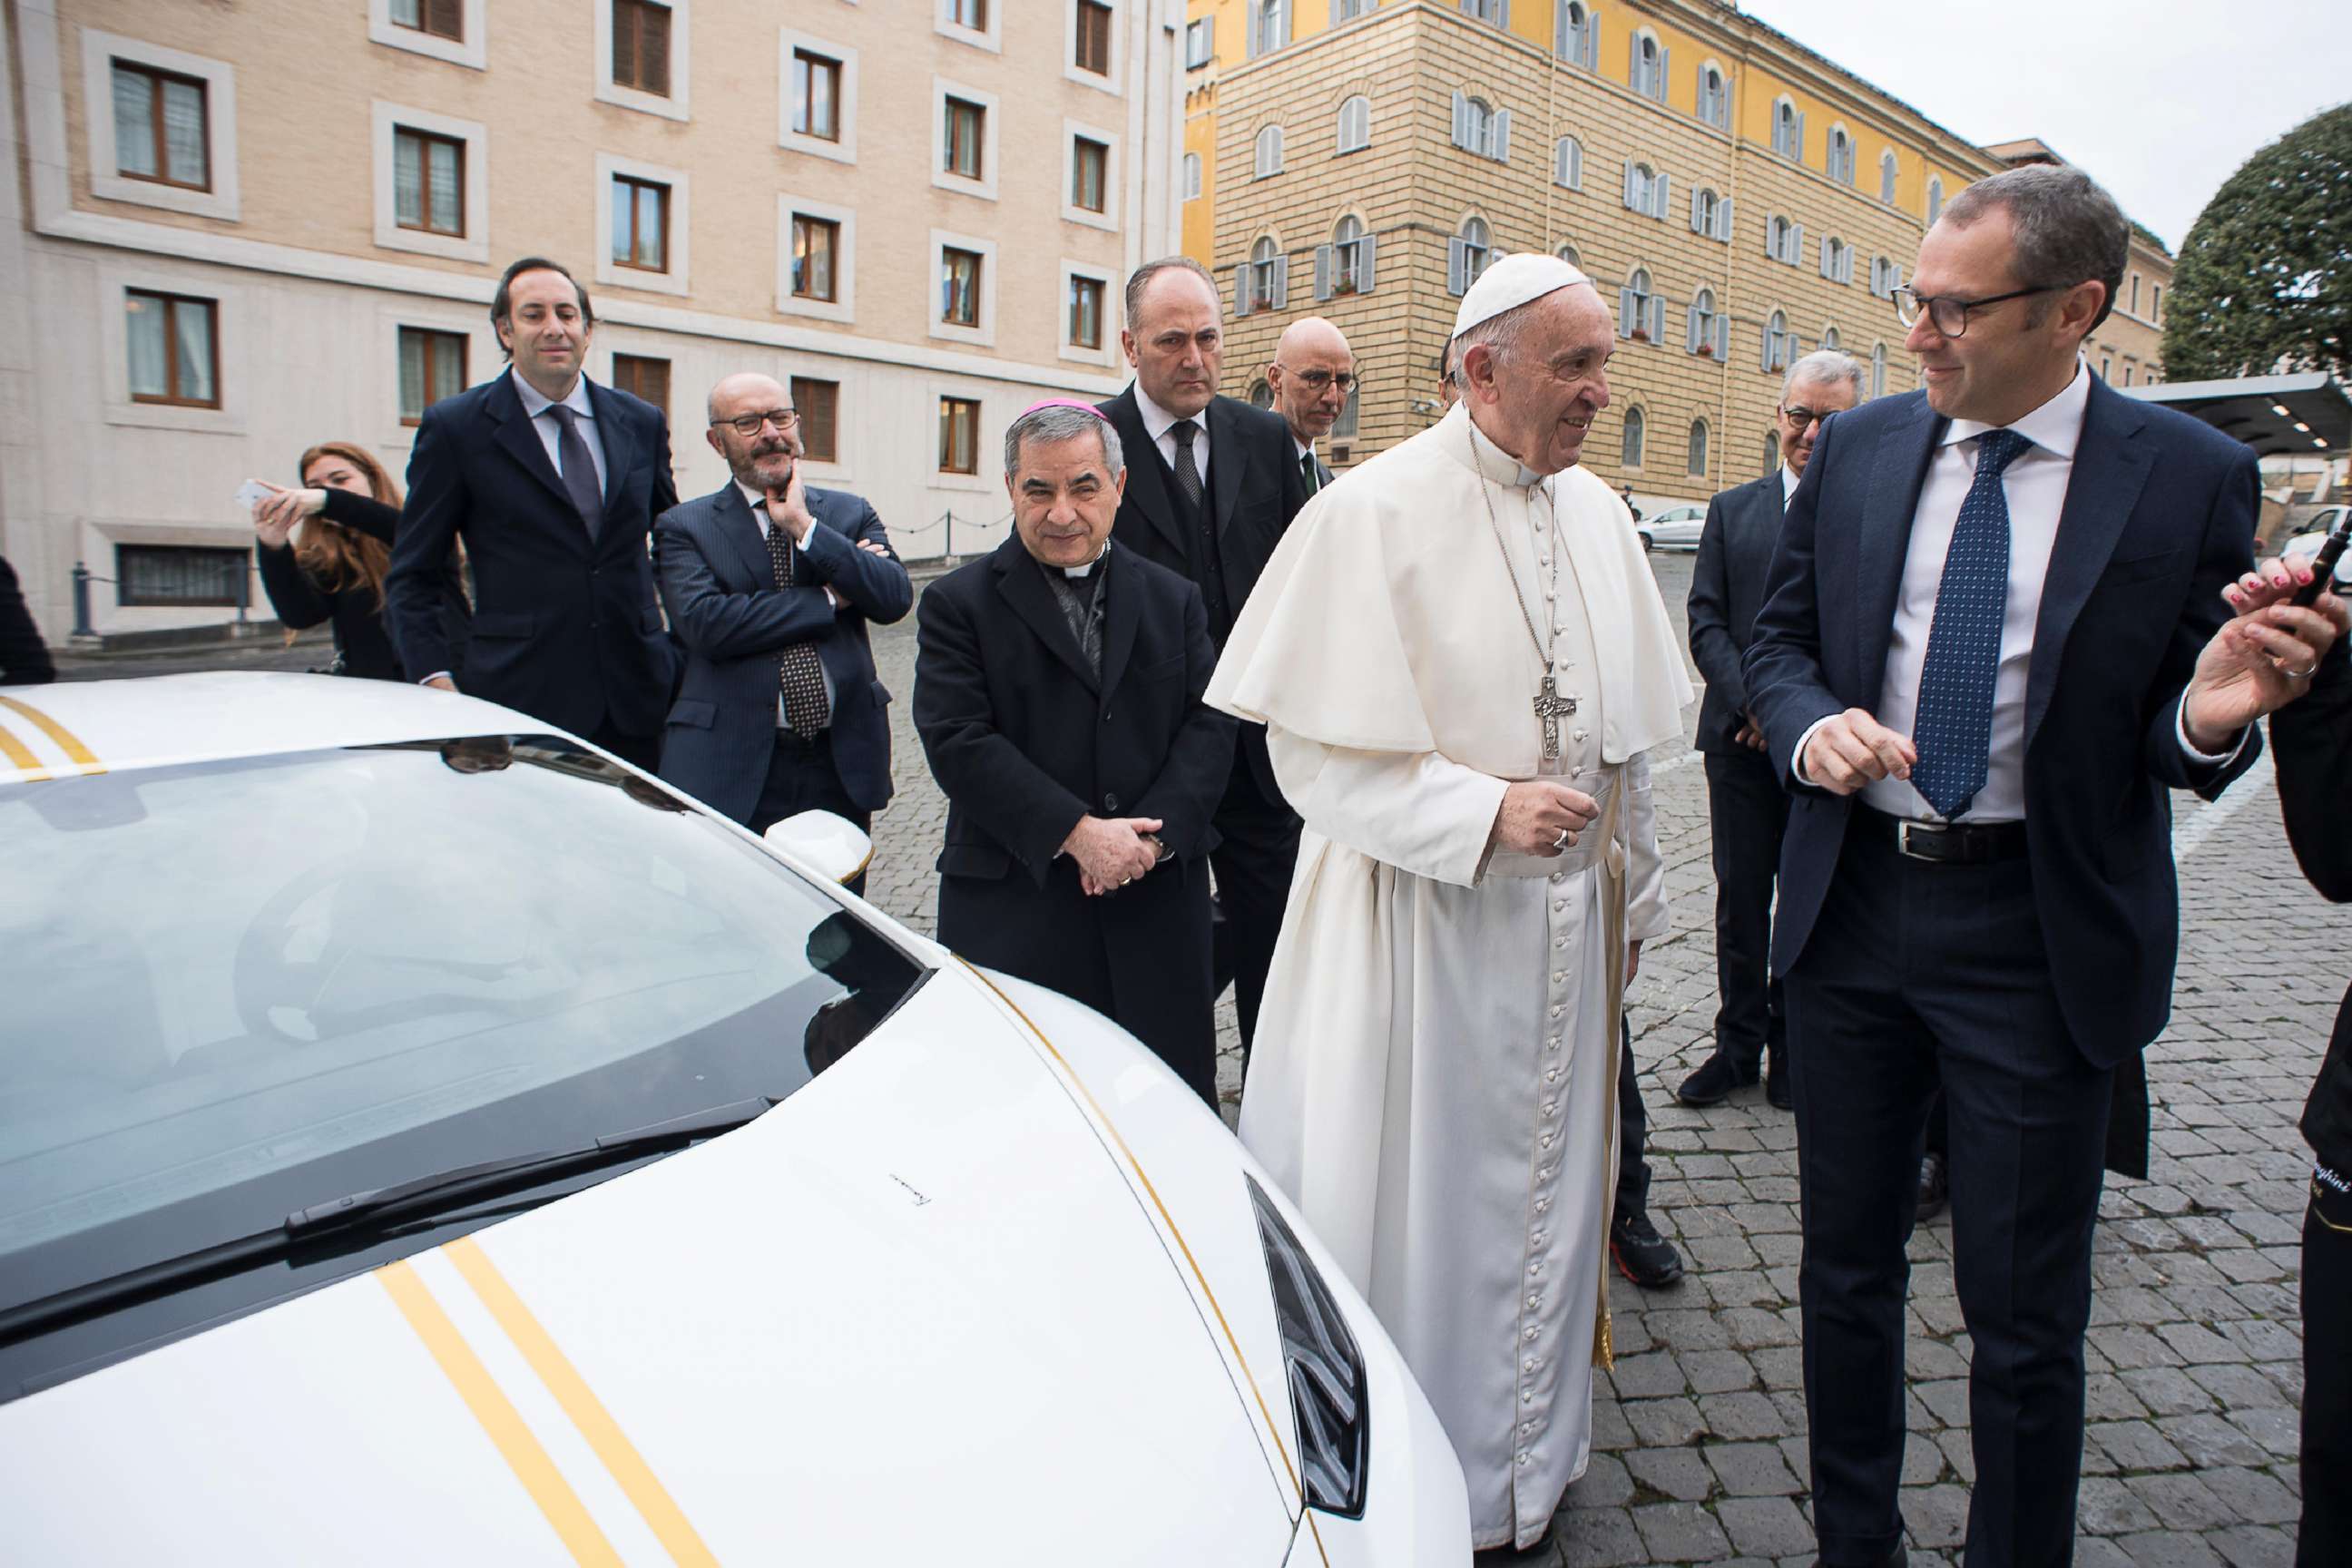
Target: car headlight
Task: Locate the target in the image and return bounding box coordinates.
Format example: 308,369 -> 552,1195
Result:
1246,1174 -> 1369,1519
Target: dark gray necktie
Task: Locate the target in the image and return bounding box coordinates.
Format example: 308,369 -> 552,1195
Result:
1169,419 -> 1203,510
1299,452 -> 1319,496
546,404 -> 603,540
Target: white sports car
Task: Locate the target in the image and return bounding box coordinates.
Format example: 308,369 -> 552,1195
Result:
0,673 -> 1469,1566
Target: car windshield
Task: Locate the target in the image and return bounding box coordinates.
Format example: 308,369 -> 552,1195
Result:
0,736 -> 926,1388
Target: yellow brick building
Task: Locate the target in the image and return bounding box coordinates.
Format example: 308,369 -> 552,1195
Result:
1181,1 -> 2172,506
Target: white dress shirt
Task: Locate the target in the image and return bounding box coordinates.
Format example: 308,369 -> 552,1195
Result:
1134,383 -> 1212,495
1780,463 -> 1800,504
1795,362 -> 2239,819
510,367 -> 608,497
738,480 -> 838,721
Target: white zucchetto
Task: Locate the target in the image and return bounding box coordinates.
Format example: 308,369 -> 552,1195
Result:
1448,252 -> 1594,340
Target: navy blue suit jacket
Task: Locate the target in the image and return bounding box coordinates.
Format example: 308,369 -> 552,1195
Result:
387,371 -> 679,738
1688,470 -> 1787,755
653,482 -> 911,825
1742,377 -> 2262,1072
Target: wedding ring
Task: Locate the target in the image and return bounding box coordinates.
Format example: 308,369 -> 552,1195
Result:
1121,877 -> 1133,886
1552,828 -> 1571,850
2284,662 -> 2318,680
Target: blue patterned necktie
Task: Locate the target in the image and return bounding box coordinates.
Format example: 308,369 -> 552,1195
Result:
1909,427 -> 2031,818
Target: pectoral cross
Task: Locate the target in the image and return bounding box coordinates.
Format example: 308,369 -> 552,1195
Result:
1534,672 -> 1578,761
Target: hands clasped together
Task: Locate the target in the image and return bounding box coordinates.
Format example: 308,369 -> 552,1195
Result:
1061,814 -> 1171,897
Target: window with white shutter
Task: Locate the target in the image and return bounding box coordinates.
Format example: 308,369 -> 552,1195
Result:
1553,135 -> 1582,190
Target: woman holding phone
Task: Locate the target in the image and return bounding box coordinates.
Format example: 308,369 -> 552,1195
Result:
249,441 -> 468,682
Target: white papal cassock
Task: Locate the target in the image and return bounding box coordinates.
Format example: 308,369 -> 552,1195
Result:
1207,400 -> 1691,1550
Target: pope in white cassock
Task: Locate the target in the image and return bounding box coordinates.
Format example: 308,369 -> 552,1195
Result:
1206,255 -> 1693,1551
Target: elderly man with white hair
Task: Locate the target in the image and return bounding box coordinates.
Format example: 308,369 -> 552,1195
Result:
1208,256 -> 1691,1552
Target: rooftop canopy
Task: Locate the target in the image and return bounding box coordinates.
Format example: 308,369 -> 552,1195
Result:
2123,372 -> 2350,457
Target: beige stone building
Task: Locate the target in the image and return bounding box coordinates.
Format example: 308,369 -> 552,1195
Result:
1181,1 -> 2171,508
0,0 -> 1185,642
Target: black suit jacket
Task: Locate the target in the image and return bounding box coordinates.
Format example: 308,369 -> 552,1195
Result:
1302,449 -> 1335,495
653,482 -> 912,824
2277,636 -> 2352,1172
913,536 -> 1235,890
258,489 -> 471,683
1096,387 -> 1304,800
1688,470 -> 1787,754
0,555 -> 54,685
387,371 -> 679,739
1744,377 -> 2262,1077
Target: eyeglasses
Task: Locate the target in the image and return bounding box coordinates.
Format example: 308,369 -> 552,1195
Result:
711,408 -> 800,436
1892,285 -> 2062,338
1779,406 -> 1832,431
1274,366 -> 1358,395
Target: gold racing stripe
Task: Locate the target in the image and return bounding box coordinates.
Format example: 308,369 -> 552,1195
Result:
377,1259 -> 626,1568
446,1236 -> 721,1568
0,716 -> 49,781
0,694 -> 105,775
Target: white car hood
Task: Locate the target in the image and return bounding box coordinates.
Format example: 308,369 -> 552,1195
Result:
0,966 -> 1296,1565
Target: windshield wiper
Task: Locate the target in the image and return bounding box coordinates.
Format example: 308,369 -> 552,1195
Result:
0,1097 -> 775,1347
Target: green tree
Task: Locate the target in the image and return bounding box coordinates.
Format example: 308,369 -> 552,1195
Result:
2164,103 -> 2351,381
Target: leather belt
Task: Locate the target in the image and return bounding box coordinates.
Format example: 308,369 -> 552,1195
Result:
1858,806 -> 2026,866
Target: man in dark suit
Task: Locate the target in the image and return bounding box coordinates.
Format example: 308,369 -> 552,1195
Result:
1743,164 -> 2302,1567
387,257 -> 678,771
1098,257 -> 1306,1059
0,556 -> 54,685
915,400 -> 1236,1103
654,372 -> 911,887
1680,351 -> 1860,1114
1266,317 -> 1354,498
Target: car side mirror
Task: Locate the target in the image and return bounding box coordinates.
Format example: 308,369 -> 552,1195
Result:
764,809 -> 873,887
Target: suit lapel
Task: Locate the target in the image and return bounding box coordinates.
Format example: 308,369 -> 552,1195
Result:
1105,389 -> 1188,558
2024,380 -> 2156,753
1208,397 -> 1247,538
1856,397 -> 1945,692
1098,544 -> 1140,700
485,372 -> 575,512
993,539 -> 1100,693
713,484 -> 775,589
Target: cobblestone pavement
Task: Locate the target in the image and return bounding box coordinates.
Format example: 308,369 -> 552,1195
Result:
64,550 -> 2343,1564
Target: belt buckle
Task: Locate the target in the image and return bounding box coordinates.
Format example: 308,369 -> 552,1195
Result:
1896,820 -> 1943,862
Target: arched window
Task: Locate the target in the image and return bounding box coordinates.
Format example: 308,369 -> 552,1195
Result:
1819,235 -> 1851,284
1621,407 -> 1645,468
1447,214 -> 1492,296
1632,34 -> 1666,103
1330,213 -> 1368,295
1688,287 -> 1722,357
1247,0 -> 1289,58
1870,255 -> 1897,299
1555,1 -> 1596,70
1253,124 -> 1285,179
1451,95 -> 1504,161
1879,149 -> 1898,203
1462,0 -> 1505,23
1182,153 -> 1201,201
1249,378 -> 1273,408
1627,161 -> 1657,215
1763,309 -> 1788,372
1819,325 -> 1840,352
1619,266 -> 1655,340
1768,214 -> 1801,266
1692,186 -> 1721,239
1687,418 -> 1710,477
1556,241 -> 1582,269
1828,126 -> 1855,185
1926,175 -> 1945,223
1553,135 -> 1583,191
1773,99 -> 1801,160
1765,430 -> 1783,475
1248,236 -> 1285,312
1870,342 -> 1887,399
1698,64 -> 1729,129
1336,94 -> 1371,155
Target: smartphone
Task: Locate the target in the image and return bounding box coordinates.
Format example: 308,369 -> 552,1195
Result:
231,479 -> 272,513
2292,518 -> 2350,608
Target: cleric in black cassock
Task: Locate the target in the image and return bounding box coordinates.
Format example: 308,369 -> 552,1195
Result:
914,401 -> 1235,1103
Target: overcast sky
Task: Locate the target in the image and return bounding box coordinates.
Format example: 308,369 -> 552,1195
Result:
1738,0 -> 2351,250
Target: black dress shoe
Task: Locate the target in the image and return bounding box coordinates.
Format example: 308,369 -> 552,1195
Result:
1812,1544 -> 1906,1568
1916,1152 -> 1949,1223
1610,1210 -> 1685,1289
1764,1052 -> 1793,1111
1676,1049 -> 1760,1107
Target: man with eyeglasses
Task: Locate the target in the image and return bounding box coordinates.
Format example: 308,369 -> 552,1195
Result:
1680,351 -> 1861,1122
652,372 -> 910,887
1744,164 -> 2300,1568
1265,317 -> 1356,496
388,256 -> 680,771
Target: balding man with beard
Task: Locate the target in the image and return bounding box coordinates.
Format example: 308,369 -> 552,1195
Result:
655,372 -> 911,887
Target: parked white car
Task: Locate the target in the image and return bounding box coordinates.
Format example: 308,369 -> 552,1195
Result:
1638,505 -> 1708,553
0,673 -> 1469,1566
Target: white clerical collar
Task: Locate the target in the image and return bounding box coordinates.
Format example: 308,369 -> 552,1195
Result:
1780,464 -> 1800,502
511,365 -> 592,422
1047,541 -> 1110,579
1134,384 -> 1207,445
1455,402 -> 1552,491
1941,358 -> 2089,460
